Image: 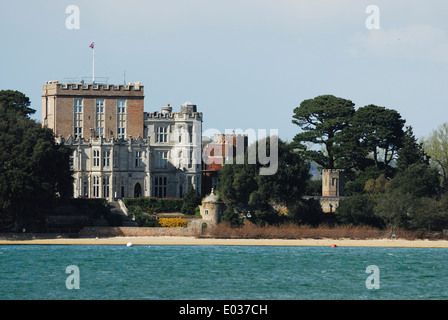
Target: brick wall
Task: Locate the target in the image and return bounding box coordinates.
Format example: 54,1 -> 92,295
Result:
42,82 -> 144,139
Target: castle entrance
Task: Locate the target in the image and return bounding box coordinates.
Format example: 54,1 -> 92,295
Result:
134,183 -> 142,198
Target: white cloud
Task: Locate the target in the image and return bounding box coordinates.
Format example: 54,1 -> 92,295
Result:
348,24 -> 448,63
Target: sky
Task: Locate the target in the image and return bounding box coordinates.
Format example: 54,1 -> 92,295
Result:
1,0 -> 447,143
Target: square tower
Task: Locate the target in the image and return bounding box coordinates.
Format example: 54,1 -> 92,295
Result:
42,81 -> 144,140
322,169 -> 345,197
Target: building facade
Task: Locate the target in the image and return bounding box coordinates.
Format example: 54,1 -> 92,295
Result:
42,81 -> 202,200
201,133 -> 248,196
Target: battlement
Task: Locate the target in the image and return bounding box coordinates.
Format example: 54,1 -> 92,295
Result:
57,134 -> 148,146
42,81 -> 144,97
145,102 -> 203,121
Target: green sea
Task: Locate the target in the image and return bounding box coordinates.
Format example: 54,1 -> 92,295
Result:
1,245 -> 447,300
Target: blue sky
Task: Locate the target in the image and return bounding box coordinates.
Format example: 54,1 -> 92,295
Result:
1,0 -> 447,142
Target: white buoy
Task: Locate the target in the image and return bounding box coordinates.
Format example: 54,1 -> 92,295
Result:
127,242 -> 133,247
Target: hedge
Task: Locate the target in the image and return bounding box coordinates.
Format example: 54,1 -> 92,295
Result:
124,198 -> 184,213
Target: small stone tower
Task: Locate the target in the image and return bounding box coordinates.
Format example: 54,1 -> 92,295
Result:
199,189 -> 224,224
322,169 -> 345,197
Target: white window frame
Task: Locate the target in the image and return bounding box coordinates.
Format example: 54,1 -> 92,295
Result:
117,99 -> 126,139
155,151 -> 168,169
93,150 -> 100,167
74,98 -> 83,138
135,151 -> 143,168
103,150 -> 111,167
154,176 -> 167,198
156,126 -> 168,143
95,99 -> 105,138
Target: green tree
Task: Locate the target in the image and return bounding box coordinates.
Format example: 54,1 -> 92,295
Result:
181,185 -> 202,215
218,138 -> 311,225
292,95 -> 355,169
0,90 -> 73,231
344,104 -> 405,171
389,163 -> 441,199
373,189 -> 413,235
408,197 -> 448,232
424,122 -> 448,192
396,126 -> 429,171
336,194 -> 383,228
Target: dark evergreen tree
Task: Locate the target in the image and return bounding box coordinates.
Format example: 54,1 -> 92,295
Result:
218,138 -> 311,225
292,95 -> 355,169
396,126 -> 430,171
0,90 -> 73,231
180,185 -> 202,215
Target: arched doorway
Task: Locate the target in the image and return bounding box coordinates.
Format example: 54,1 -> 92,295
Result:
134,183 -> 142,198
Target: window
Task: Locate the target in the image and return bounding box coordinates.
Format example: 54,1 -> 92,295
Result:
117,99 -> 126,139
113,151 -> 118,168
93,175 -> 100,197
156,126 -> 168,143
188,149 -> 193,169
155,151 -> 168,169
69,152 -> 74,169
121,176 -> 125,198
103,176 -> 110,198
96,99 -> 105,113
93,150 -> 100,167
74,99 -> 83,138
95,99 -> 105,137
103,150 -> 111,167
154,176 -> 167,198
135,151 -> 143,168
188,125 -> 193,143
83,176 -> 88,197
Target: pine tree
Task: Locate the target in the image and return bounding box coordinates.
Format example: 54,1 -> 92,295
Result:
180,185 -> 201,215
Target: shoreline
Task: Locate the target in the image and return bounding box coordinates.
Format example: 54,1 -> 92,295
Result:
1,236 -> 448,248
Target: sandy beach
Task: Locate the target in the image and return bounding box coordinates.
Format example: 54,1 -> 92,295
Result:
1,236 -> 448,248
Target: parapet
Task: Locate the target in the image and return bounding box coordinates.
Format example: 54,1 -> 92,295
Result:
42,81 -> 144,95
145,102 -> 202,121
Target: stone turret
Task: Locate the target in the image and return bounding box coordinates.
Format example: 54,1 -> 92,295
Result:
200,189 -> 224,224
322,169 -> 345,197
320,169 -> 345,213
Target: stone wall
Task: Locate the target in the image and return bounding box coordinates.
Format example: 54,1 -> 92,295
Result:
78,219 -> 207,238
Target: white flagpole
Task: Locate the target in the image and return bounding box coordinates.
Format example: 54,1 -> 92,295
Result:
92,40 -> 95,83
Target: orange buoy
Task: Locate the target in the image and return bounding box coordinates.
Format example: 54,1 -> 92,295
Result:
331,244 -> 337,248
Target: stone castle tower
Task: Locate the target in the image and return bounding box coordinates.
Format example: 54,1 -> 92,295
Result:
322,169 -> 345,197
320,169 -> 345,213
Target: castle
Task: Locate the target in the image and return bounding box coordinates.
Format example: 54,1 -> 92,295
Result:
41,80 -> 346,219
42,81 -> 202,200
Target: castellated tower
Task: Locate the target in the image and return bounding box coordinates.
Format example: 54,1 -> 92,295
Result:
322,169 -> 345,197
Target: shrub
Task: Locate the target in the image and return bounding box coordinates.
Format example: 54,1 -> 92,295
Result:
124,198 -> 183,213
181,186 -> 202,215
288,198 -> 326,227
127,205 -> 160,227
158,218 -> 187,228
336,194 -> 383,228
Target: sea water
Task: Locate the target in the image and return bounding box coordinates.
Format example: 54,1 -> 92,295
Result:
0,245 -> 447,300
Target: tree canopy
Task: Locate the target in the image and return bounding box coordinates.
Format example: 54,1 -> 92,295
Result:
424,122 -> 448,192
0,90 -> 73,231
218,137 -> 311,225
292,95 -> 355,169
